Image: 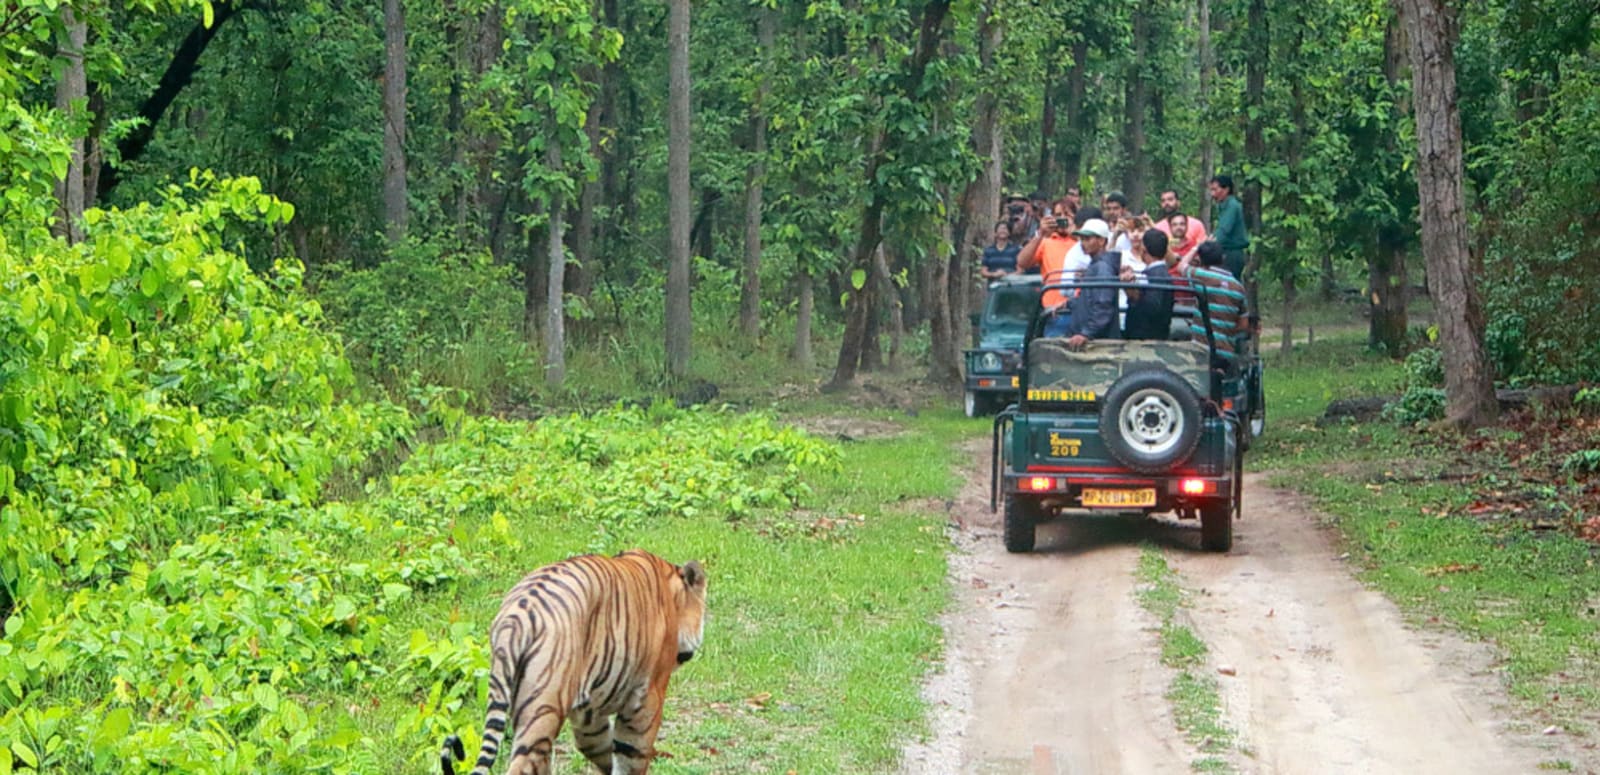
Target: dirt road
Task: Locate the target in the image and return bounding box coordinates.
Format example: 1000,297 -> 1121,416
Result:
900,442 -> 1590,774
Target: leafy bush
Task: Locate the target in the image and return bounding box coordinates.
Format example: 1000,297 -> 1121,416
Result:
315,239 -> 538,401
1386,347 -> 1446,424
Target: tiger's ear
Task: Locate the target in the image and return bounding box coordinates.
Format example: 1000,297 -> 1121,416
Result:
680,560 -> 707,590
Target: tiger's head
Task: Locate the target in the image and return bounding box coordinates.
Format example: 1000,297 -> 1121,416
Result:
674,560 -> 708,664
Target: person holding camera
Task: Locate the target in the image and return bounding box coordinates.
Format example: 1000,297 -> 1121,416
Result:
1004,194 -> 1037,241
1016,202 -> 1079,315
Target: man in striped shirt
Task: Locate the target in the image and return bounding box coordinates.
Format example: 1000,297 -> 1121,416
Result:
1185,241 -> 1248,361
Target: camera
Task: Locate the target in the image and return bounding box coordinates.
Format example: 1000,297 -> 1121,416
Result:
1007,203 -> 1026,216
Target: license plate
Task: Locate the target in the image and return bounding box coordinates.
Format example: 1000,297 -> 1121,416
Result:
1081,488 -> 1157,508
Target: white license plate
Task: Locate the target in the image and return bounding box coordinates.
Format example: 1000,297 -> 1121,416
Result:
1081,488 -> 1157,508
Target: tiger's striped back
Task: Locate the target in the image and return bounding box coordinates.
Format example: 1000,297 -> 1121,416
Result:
441,549 -> 707,775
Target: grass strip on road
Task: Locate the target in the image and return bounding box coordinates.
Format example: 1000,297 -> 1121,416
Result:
1134,548 -> 1239,774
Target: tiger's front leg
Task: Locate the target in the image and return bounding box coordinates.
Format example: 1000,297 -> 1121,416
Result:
611,685 -> 668,775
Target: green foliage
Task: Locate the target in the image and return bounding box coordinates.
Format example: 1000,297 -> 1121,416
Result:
1386,347 -> 1445,424
315,239 -> 536,402
1481,59 -> 1600,385
1561,449 -> 1600,475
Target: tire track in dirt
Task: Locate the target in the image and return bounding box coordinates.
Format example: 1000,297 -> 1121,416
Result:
903,439 -> 1592,774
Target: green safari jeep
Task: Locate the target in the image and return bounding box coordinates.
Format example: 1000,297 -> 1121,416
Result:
963,275 -> 1042,417
990,279 -> 1261,553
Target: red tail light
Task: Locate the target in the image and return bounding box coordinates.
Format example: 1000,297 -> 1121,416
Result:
1026,476 -> 1055,492
1181,479 -> 1210,495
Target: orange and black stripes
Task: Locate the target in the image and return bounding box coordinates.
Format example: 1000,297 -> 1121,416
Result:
439,550 -> 707,775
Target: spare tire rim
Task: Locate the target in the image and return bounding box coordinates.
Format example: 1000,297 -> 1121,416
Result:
1121,389 -> 1185,455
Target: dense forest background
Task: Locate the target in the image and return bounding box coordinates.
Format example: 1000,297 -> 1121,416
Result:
7,0 -> 1598,403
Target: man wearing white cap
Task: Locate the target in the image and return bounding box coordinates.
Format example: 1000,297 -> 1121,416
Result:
1044,218 -> 1122,348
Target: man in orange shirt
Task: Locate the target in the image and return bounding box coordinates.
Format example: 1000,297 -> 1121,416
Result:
1015,201 -> 1079,313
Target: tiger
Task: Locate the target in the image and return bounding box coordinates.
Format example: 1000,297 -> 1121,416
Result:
440,549 -> 708,775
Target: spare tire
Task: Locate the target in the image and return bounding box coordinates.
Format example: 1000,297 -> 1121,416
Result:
1098,368 -> 1204,474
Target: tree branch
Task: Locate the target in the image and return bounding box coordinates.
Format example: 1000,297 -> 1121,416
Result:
96,0 -> 250,199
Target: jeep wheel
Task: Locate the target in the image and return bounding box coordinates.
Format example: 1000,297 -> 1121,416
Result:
1003,495 -> 1040,553
964,390 -> 983,418
1199,499 -> 1233,552
1099,369 -> 1203,475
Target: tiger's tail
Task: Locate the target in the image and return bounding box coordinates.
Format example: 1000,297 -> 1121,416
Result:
438,735 -> 466,775
441,650 -> 515,775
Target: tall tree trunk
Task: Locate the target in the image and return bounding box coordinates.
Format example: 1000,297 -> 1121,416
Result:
1123,6 -> 1150,210
569,95 -> 601,300
1197,0 -> 1215,224
792,268 -> 815,367
739,4 -> 773,340
665,0 -> 693,378
472,5 -> 505,255
862,251 -> 884,372
382,0 -> 408,242
1241,0 -> 1267,312
445,3 -> 468,236
1394,0 -> 1497,428
1037,72 -> 1055,193
54,8 -> 87,244
596,0 -> 622,293
877,245 -> 904,371
544,136 -> 566,388
1369,19 -> 1410,356
1320,252 -> 1337,300
1061,39 -> 1088,190
1280,275 -> 1296,351
827,0 -> 953,391
936,0 -> 1001,385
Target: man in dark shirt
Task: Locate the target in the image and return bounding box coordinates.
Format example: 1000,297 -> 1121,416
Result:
1124,229 -> 1176,340
1043,218 -> 1120,347
1209,175 -> 1250,279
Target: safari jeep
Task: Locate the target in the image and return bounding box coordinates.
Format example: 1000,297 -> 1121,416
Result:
991,279 -> 1262,553
964,275 -> 1042,417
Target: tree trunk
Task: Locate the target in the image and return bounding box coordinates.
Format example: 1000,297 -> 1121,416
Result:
792,268 -> 814,367
1393,0 -> 1497,427
1280,274 -> 1296,352
382,0 -> 408,242
936,0 -> 1001,385
544,136 -> 566,388
665,0 -> 693,378
472,5 -> 505,255
739,4 -> 773,340
1061,39 -> 1088,190
862,250 -> 884,373
1369,18 -> 1410,358
827,0 -> 953,391
1197,0 -> 1215,224
1240,0 -> 1266,314
568,60 -> 601,301
1123,6 -> 1150,210
876,246 -> 905,371
1320,252 -> 1337,300
1037,73 -> 1055,194
1369,230 -> 1409,355
53,8 -> 87,244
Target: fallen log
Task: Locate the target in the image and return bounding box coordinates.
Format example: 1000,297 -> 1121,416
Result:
1318,385 -> 1585,425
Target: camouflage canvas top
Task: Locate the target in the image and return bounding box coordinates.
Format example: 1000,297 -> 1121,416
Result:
1025,338 -> 1211,401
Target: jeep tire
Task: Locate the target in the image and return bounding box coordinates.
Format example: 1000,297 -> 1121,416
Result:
964,390 -> 989,418
1099,369 -> 1204,475
1003,494 -> 1040,553
1200,498 -> 1233,552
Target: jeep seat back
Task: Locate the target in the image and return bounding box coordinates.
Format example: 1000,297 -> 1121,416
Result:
1026,339 -> 1211,401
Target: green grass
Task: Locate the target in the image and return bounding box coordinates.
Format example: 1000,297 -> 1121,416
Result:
1255,338 -> 1600,734
1135,549 -> 1239,773
315,409 -> 968,773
